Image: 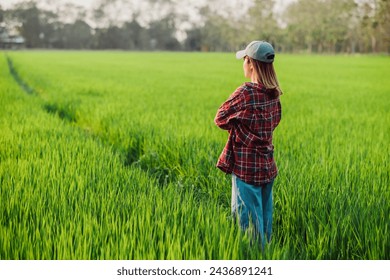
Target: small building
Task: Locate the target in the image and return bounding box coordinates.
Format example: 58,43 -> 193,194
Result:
0,27 -> 25,49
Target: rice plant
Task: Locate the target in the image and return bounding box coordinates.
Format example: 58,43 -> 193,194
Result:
1,51 -> 389,260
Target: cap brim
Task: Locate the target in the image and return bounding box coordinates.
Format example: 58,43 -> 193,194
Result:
235,50 -> 246,59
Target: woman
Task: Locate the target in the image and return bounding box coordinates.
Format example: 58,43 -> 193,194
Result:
214,41 -> 282,247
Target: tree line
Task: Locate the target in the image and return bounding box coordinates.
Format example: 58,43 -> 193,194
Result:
0,0 -> 389,53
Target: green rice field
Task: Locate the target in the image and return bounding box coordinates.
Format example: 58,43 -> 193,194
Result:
0,51 -> 389,260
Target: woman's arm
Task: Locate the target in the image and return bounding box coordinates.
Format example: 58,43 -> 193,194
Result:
214,87 -> 245,130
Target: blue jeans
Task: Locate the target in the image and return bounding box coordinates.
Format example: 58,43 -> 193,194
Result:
231,174 -> 274,247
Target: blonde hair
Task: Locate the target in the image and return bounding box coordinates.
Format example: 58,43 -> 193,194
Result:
248,57 -> 282,97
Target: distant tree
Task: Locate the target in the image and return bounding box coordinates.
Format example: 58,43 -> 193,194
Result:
184,28 -> 202,51
357,1 -> 378,52
248,0 -> 280,45
39,9 -> 59,48
357,0 -> 390,53
122,19 -> 150,50
377,0 -> 390,53
94,26 -> 123,49
322,0 -> 356,53
196,6 -> 243,52
191,0 -> 281,52
283,0 -> 356,53
285,0 -> 330,52
148,14 -> 181,50
0,4 -> 4,23
62,20 -> 92,49
11,1 -> 42,48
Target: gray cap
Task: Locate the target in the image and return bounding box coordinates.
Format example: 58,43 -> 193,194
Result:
236,41 -> 275,63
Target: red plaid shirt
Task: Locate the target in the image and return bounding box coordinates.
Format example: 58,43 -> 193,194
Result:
215,82 -> 281,186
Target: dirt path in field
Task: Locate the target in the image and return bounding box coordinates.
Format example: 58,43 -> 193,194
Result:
6,54 -> 79,123
6,55 -> 37,96
5,54 -> 158,184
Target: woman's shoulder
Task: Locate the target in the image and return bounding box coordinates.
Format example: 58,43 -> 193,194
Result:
243,82 -> 265,91
237,82 -> 267,97
242,82 -> 280,100
234,82 -> 259,93
231,82 -> 269,102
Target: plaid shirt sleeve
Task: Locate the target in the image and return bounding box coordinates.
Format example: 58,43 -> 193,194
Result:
214,87 -> 245,130
214,83 -> 281,186
213,87 -> 245,174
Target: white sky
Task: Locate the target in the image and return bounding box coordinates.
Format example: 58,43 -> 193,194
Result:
2,0 -> 296,10
1,0 -> 297,26
1,0 -> 95,9
1,0 -> 296,42
1,0 -> 296,33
